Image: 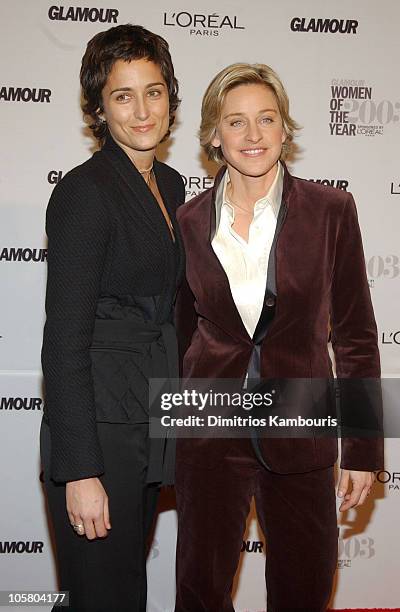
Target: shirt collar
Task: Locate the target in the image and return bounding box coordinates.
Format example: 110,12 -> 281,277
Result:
214,161 -> 283,230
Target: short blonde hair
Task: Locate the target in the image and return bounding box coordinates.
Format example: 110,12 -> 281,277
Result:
200,63 -> 300,163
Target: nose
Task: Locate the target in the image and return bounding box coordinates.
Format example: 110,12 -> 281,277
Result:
246,120 -> 262,143
134,95 -> 150,121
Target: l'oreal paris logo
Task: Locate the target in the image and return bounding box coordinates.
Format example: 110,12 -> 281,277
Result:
163,12 -> 245,36
381,331 -> 400,345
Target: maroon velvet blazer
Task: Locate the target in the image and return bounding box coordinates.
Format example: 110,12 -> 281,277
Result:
175,164 -> 383,473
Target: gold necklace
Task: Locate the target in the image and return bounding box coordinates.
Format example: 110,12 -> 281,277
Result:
129,153 -> 154,186
226,185 -> 254,215
227,198 -> 254,215
138,164 -> 153,173
139,166 -> 153,186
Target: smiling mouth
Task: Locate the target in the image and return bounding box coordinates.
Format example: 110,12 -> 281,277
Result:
240,148 -> 266,156
132,125 -> 155,133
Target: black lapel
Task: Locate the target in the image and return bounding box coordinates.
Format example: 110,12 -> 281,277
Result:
252,201 -> 287,344
209,166 -> 227,241
100,133 -> 181,321
101,133 -> 165,239
207,166 -> 253,341
252,164 -> 294,345
153,159 -> 186,288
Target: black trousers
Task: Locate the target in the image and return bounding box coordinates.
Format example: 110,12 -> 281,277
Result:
40,420 -> 159,612
175,439 -> 338,612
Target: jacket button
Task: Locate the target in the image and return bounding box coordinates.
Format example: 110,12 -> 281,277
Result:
266,297 -> 275,307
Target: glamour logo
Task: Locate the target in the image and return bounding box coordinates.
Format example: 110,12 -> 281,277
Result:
0,248 -> 47,263
381,331 -> 400,345
376,470 -> 400,491
48,5 -> 119,23
290,17 -> 358,34
181,175 -> 214,198
0,542 -> 44,554
241,540 -> 263,553
163,12 -> 245,37
0,87 -> 51,103
308,179 -> 349,191
48,170 -> 63,184
0,397 -> 43,411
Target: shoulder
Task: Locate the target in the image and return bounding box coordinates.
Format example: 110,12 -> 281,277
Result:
46,155 -> 109,223
289,174 -> 353,217
155,159 -> 182,185
50,154 -> 101,197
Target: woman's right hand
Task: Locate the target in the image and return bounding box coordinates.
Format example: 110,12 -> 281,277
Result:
66,477 -> 111,540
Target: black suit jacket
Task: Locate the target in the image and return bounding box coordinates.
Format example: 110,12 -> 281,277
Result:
42,133 -> 185,482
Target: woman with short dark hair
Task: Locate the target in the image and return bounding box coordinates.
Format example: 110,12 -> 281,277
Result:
40,23 -> 184,611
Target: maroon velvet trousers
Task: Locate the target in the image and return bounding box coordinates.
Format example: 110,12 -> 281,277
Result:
175,439 -> 338,612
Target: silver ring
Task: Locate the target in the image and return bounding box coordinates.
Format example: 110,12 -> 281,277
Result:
72,523 -> 85,534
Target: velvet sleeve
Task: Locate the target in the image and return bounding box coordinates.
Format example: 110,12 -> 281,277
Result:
330,193 -> 384,471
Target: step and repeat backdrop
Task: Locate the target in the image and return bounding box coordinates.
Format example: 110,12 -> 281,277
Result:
1,1 -> 399,610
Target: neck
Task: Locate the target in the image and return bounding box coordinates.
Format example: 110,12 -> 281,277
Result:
227,162 -> 278,207
119,142 -> 155,173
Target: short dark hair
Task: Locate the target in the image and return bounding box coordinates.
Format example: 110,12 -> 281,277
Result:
80,24 -> 180,143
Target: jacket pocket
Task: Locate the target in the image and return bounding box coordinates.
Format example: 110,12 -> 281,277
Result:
90,345 -> 150,423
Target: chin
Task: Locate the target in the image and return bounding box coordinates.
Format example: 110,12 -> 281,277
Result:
235,164 -> 275,178
134,142 -> 159,152
245,170 -> 272,178
128,137 -> 160,151
249,161 -> 279,175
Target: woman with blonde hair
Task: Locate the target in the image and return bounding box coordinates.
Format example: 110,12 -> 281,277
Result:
175,62 -> 382,611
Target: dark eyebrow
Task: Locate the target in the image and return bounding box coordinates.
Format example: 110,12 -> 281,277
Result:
109,82 -> 166,95
146,82 -> 166,88
110,87 -> 131,95
222,108 -> 278,120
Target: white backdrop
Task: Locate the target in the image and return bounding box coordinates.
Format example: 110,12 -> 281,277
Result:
1,1 -> 399,610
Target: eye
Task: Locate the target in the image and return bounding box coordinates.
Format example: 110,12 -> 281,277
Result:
147,89 -> 162,98
230,119 -> 244,128
115,93 -> 131,102
260,116 -> 273,124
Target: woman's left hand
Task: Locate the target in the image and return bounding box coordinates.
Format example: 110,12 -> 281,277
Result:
337,469 -> 375,511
